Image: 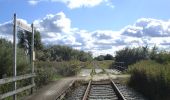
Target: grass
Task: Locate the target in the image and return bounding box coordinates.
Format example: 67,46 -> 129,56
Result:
128,60 -> 170,100
94,60 -> 113,69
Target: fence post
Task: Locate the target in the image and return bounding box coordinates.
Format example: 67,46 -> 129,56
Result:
13,13 -> 17,100
31,23 -> 35,94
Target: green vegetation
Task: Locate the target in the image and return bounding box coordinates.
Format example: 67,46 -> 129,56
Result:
0,39 -> 31,99
94,54 -> 114,61
113,46 -> 170,69
36,45 -> 92,61
128,60 -> 170,100
18,30 -> 43,50
34,61 -> 80,88
94,60 -> 113,69
113,46 -> 170,100
114,46 -> 149,67
0,39 -> 31,78
0,36 -> 91,99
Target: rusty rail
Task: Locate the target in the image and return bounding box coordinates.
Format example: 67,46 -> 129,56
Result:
56,80 -> 75,100
82,80 -> 91,100
110,79 -> 126,100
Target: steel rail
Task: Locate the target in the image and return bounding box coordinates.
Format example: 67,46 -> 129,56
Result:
110,79 -> 126,100
82,80 -> 92,100
56,80 -> 75,100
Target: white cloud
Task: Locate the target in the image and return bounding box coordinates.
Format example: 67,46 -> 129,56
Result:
1,12 -> 170,56
28,0 -> 114,9
28,0 -> 40,5
0,19 -> 32,42
123,18 -> 170,37
55,0 -> 103,9
28,0 -> 48,5
34,12 -> 71,33
105,0 -> 114,8
0,21 -> 13,41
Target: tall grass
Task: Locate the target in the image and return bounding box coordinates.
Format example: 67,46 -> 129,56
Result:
94,60 -> 113,69
128,60 -> 170,100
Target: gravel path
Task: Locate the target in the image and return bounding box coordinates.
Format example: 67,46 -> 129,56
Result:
78,69 -> 92,76
66,85 -> 87,100
116,83 -> 147,100
24,77 -> 81,100
89,84 -> 118,100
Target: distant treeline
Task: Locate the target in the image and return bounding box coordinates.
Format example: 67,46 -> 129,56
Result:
94,54 -> 114,61
17,30 -> 93,62
114,46 -> 170,67
36,45 -> 93,61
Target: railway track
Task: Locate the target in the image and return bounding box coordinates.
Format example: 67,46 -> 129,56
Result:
60,65 -> 146,100
65,63 -> 126,100
66,79 -> 126,100
82,79 -> 126,100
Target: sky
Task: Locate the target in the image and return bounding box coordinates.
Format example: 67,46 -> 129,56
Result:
0,0 -> 170,56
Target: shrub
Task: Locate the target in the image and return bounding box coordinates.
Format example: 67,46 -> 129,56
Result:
0,39 -> 31,98
34,60 -> 80,88
35,67 -> 56,88
115,47 -> 149,67
56,61 -> 80,76
128,60 -> 170,100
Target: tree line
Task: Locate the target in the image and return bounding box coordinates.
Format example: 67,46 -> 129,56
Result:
114,46 -> 170,68
17,30 -> 93,62
94,54 -> 114,61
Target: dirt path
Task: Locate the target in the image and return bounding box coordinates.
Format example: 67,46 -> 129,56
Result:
24,77 -> 85,100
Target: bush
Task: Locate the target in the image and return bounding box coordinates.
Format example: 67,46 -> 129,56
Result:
35,67 -> 56,88
115,47 -> 149,67
0,39 -> 31,98
56,61 -> 80,76
34,60 -> 80,88
152,51 -> 170,64
128,60 -> 170,100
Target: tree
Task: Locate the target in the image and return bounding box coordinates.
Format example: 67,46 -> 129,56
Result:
0,38 -> 30,78
104,54 -> 114,60
94,55 -> 105,61
17,30 -> 43,51
38,45 -> 93,61
115,46 -> 149,67
150,45 -> 158,60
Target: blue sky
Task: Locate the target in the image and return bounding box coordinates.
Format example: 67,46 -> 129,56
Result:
1,0 -> 170,30
0,0 -> 170,56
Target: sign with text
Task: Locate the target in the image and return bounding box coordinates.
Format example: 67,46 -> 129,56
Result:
17,20 -> 32,32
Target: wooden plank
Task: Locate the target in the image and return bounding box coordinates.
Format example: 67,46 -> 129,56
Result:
0,84 -> 35,99
17,20 -> 32,32
0,73 -> 36,85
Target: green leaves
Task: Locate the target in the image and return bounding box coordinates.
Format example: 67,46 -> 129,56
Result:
115,47 -> 149,67
128,60 -> 170,100
37,45 -> 92,61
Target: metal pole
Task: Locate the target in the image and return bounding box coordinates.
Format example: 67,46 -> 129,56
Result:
31,23 -> 35,94
13,13 -> 17,100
